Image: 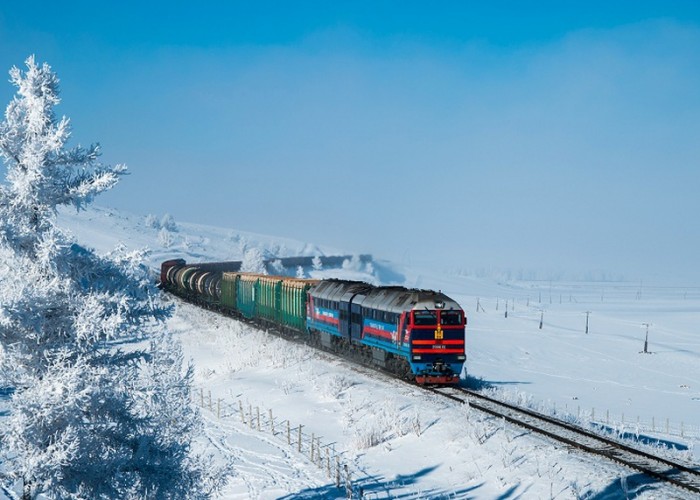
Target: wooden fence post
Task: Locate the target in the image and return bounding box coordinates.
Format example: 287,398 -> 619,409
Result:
345,464 -> 352,498
336,456 -> 340,488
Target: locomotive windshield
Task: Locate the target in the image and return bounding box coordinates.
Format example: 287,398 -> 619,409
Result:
413,310 -> 437,325
440,310 -> 463,325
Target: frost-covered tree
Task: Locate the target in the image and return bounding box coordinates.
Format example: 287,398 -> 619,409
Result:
144,213 -> 160,229
268,258 -> 284,275
295,265 -> 305,278
237,236 -> 248,256
0,56 -> 228,499
312,255 -> 323,271
342,254 -> 362,272
240,247 -> 267,274
160,213 -> 177,232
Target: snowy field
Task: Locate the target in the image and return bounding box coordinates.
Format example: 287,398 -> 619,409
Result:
23,206 -> 696,499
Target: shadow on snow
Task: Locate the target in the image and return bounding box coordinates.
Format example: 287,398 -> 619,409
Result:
461,374 -> 531,391
0,386 -> 13,417
590,423 -> 689,452
277,464 -> 484,499
583,471 -> 671,499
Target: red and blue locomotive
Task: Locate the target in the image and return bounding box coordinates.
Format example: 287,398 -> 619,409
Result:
307,280 -> 466,384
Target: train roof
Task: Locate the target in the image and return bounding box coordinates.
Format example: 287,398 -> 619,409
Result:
309,279 -> 462,314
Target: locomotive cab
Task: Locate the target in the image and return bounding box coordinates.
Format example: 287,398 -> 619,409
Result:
408,298 -> 466,384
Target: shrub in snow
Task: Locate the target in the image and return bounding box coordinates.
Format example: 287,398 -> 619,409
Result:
158,227 -> 174,248
345,398 -> 419,451
182,235 -> 193,251
351,424 -> 385,451
0,56 -> 228,499
241,248 -> 266,274
318,374 -> 356,400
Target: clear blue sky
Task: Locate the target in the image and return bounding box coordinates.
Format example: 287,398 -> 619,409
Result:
1,2 -> 699,283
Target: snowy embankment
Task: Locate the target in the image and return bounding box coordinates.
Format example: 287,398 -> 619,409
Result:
49,206 -> 699,499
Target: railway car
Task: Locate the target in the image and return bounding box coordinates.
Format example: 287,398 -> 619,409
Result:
219,272 -> 318,332
160,259 -> 467,384
307,280 -> 465,384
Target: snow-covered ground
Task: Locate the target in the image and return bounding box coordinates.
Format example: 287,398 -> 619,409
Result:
38,206 -> 700,498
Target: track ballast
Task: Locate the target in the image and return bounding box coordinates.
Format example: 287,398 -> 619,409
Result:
426,386 -> 700,495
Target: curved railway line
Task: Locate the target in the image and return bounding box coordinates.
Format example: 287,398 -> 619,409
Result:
425,385 -> 700,495
165,285 -> 700,496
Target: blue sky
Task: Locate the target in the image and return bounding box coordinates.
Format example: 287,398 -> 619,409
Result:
1,2 -> 699,283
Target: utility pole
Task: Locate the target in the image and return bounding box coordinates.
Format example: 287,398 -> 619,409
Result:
539,310 -> 544,330
584,311 -> 591,334
641,323 -> 651,354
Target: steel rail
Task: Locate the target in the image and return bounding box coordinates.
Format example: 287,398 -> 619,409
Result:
425,386 -> 700,495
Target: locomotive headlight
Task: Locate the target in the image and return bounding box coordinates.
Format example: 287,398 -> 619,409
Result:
412,355 -> 422,361
457,355 -> 466,361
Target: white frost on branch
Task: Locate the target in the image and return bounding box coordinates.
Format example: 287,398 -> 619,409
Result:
240,247 -> 267,274
0,56 -> 229,499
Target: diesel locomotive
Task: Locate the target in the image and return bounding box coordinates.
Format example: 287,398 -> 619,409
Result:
160,258 -> 466,384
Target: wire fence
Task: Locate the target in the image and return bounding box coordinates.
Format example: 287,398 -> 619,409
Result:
565,405 -> 700,442
193,386 -> 362,498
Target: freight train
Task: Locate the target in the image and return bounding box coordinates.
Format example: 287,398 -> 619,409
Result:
160,258 -> 467,384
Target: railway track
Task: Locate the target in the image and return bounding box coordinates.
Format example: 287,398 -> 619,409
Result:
426,385 -> 700,495
166,290 -> 700,494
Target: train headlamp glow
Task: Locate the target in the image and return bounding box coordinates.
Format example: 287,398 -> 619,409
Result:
412,355 -> 422,361
457,355 -> 466,361
435,301 -> 445,309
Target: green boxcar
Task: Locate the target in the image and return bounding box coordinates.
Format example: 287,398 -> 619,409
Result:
221,272 -> 319,331
220,272 -> 241,311
258,276 -> 282,323
237,274 -> 260,319
280,278 -> 319,331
